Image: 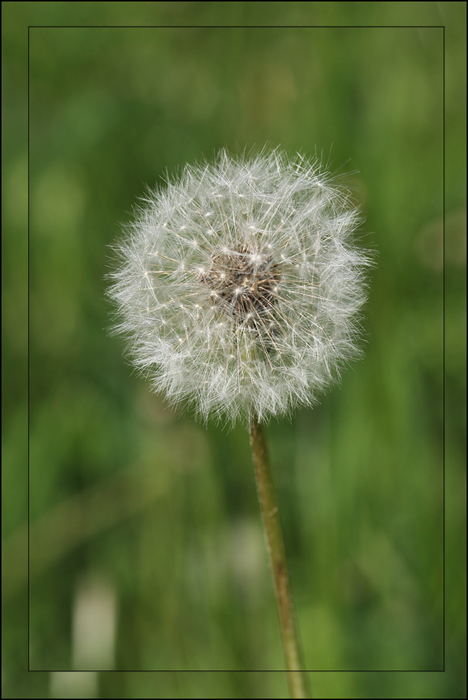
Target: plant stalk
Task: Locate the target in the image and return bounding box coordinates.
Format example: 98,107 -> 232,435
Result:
249,417 -> 309,699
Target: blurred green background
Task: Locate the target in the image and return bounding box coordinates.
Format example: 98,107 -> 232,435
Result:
3,2 -> 466,698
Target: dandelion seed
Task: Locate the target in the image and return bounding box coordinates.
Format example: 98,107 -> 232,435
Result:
108,149 -> 370,424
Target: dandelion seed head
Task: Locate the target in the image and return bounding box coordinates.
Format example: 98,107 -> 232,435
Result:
108,149 -> 371,424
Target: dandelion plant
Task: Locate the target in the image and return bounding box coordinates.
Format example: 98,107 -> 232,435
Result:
108,149 -> 370,697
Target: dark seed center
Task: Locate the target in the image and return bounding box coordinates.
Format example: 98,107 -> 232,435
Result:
199,244 -> 281,323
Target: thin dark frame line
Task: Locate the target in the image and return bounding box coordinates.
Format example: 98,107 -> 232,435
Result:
442,24 -> 446,674
27,23 -> 446,676
33,668 -> 447,673
27,23 -> 31,674
27,24 -> 445,29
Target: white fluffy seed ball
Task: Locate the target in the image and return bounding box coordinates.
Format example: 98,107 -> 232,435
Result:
108,149 -> 370,424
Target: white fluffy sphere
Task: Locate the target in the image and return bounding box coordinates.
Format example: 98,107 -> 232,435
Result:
109,149 -> 370,424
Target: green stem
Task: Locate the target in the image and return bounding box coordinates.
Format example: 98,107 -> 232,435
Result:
249,417 -> 309,699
